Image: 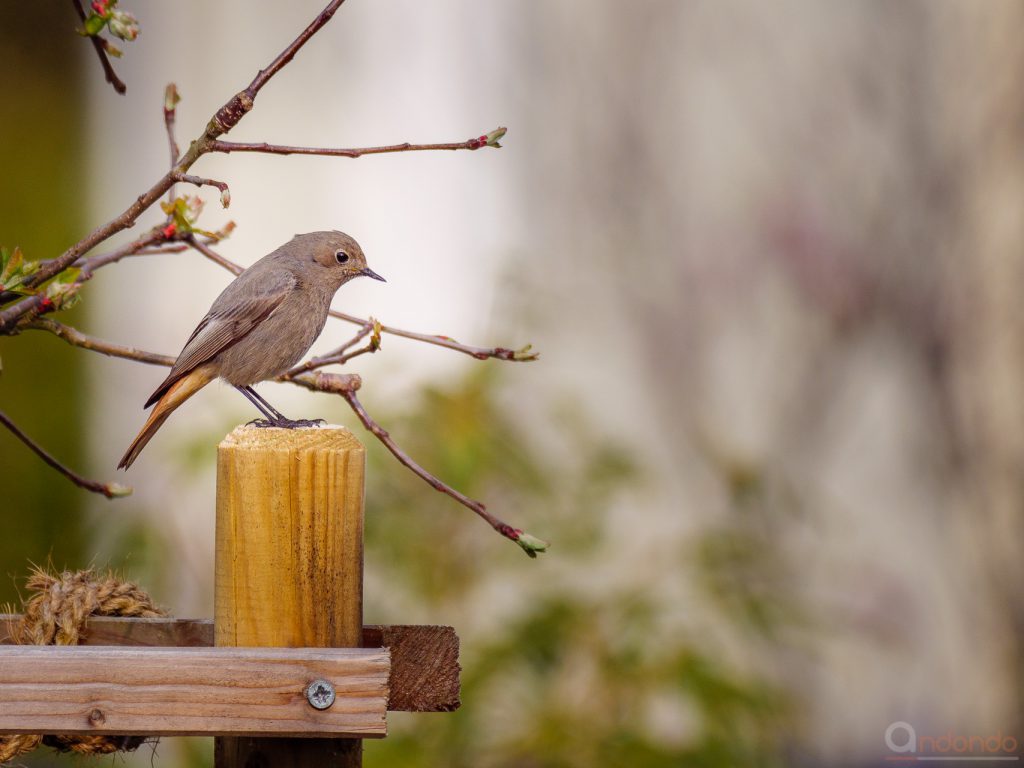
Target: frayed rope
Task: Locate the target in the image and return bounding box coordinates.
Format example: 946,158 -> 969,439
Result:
0,568 -> 166,764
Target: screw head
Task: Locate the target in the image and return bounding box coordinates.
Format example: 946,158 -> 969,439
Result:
305,678 -> 336,710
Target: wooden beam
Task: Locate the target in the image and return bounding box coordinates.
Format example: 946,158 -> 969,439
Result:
214,425 -> 368,767
0,646 -> 388,738
363,625 -> 461,712
0,617 -> 461,712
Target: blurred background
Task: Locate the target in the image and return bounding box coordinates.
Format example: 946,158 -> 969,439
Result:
3,1 -> 1024,765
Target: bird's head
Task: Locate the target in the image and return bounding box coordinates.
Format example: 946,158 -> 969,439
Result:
293,230 -> 385,288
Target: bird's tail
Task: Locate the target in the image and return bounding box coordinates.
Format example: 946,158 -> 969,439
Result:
118,367 -> 215,470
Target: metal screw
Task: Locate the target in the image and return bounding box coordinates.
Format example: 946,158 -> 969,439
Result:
305,678 -> 336,710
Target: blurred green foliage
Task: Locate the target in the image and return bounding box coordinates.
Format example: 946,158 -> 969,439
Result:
0,2 -> 88,605
362,368 -> 793,768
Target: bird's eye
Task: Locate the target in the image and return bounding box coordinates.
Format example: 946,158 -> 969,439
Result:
335,250 -> 350,264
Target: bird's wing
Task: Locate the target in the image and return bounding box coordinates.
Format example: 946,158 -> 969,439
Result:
143,271 -> 296,408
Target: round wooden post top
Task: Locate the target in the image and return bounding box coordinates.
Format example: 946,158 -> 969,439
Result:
218,423 -> 364,453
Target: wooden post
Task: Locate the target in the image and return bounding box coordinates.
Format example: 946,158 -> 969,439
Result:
214,425 -> 368,767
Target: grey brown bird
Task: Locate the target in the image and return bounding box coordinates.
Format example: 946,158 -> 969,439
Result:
118,230 -> 384,469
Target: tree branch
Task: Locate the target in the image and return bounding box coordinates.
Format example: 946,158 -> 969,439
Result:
206,0 -> 348,137
332,309 -> 538,361
184,235 -> 242,275
243,2 -> 347,101
210,128 -> 507,159
71,0 -> 126,95
27,320 -> 544,553
172,173 -> 231,208
0,0 -> 350,332
27,318 -> 175,366
0,409 -> 131,499
76,229 -> 166,278
184,238 -> 537,362
285,322 -> 376,376
340,389 -> 548,557
164,83 -> 181,204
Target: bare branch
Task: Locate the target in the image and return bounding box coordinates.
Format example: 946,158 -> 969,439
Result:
0,408 -> 131,499
284,370 -> 362,395
332,309 -> 537,361
243,2 -> 347,102
340,389 -> 548,556
172,173 -> 231,208
184,239 -> 537,362
184,235 -> 242,275
164,84 -> 182,204
206,0 -> 349,137
285,322 -> 374,376
71,0 -> 126,95
27,318 -> 545,553
210,128 -> 508,159
0,0 -> 351,332
76,229 -> 166,277
27,319 -> 174,366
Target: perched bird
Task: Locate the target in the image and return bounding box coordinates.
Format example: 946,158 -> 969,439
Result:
118,230 -> 384,469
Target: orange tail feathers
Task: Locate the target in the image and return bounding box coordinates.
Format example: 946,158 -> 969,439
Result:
118,367 -> 216,470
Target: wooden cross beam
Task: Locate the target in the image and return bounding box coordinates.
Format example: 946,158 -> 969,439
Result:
0,645 -> 388,738
0,617 -> 461,714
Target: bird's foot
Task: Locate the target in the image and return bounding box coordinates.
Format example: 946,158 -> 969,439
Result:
247,417 -> 325,429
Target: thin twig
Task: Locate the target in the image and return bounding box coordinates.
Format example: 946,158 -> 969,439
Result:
291,336 -> 378,374
285,323 -> 373,376
243,1 -> 347,100
184,235 -> 242,275
164,84 -> 181,205
0,0 -> 349,331
77,229 -> 166,277
71,0 -> 126,95
340,389 -> 547,555
331,309 -> 538,361
27,319 -> 175,366
0,229 -> 167,319
210,131 -> 505,159
206,0 -> 348,137
27,319 -> 363,400
172,173 -> 230,207
0,408 -> 131,498
184,238 -> 537,361
27,319 -> 545,553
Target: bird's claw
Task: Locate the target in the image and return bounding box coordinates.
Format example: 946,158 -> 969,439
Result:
247,417 -> 325,429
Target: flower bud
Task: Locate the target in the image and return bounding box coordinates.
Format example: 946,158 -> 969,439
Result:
108,10 -> 139,41
515,531 -> 549,558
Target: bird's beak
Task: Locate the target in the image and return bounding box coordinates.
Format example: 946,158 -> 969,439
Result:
360,267 -> 386,282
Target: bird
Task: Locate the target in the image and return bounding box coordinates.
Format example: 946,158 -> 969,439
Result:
117,230 -> 384,469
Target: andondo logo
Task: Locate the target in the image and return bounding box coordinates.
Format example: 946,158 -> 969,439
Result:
885,721 -> 1019,762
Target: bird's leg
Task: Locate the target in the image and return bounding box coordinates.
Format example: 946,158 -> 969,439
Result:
240,386 -> 286,420
236,386 -> 280,427
236,386 -> 325,429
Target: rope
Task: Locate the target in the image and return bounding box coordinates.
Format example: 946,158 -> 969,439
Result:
0,568 -> 167,764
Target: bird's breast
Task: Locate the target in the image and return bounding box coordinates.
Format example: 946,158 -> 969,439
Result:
216,292 -> 331,386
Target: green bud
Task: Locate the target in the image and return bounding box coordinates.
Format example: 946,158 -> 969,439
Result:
82,13 -> 107,36
485,127 -> 507,148
515,531 -> 549,558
